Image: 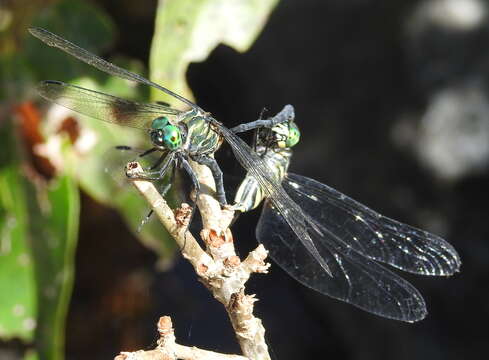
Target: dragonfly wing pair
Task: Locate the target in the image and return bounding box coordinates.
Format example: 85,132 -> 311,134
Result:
257,173 -> 461,322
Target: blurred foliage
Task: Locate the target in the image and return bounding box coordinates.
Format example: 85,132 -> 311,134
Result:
150,0 -> 279,105
0,0 -> 279,358
0,122 -> 36,342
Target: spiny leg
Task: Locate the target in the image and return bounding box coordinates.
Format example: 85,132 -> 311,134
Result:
139,147 -> 158,158
178,155 -> 201,203
176,154 -> 202,233
148,153 -> 168,171
191,154 -> 227,206
137,165 -> 175,233
114,146 -> 159,169
114,145 -> 157,158
231,104 -> 295,134
127,153 -> 175,181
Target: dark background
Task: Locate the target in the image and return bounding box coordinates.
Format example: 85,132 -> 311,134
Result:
69,0 -> 488,359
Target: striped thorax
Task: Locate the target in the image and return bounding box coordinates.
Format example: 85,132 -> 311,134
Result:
181,111 -> 223,156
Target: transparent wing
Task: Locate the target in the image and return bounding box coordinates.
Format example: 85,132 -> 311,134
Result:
257,199 -> 428,322
38,80 -> 182,129
29,27 -> 199,110
216,123 -> 332,275
285,173 -> 461,276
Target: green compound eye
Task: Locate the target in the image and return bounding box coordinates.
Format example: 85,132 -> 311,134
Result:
151,116 -> 169,130
162,125 -> 182,150
285,123 -> 300,148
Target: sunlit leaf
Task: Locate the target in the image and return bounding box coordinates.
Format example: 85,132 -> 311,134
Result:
27,173 -> 79,360
149,0 -> 279,104
0,123 -> 36,341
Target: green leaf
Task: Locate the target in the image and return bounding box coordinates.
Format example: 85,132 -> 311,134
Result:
149,0 -> 279,104
24,0 -> 177,262
27,174 -> 80,360
24,349 -> 39,360
0,124 -> 36,342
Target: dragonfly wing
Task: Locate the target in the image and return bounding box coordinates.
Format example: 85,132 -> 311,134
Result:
257,197 -> 427,322
216,124 -> 332,275
38,80 -> 182,129
285,173 -> 461,276
29,27 -> 199,110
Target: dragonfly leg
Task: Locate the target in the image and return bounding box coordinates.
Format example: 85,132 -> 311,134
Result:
127,153 -> 174,181
137,209 -> 154,233
191,154 -> 227,206
178,155 -> 200,197
177,155 -> 202,231
147,153 -> 167,171
138,147 -> 158,158
113,146 -> 160,171
137,166 -> 175,233
231,104 -> 295,134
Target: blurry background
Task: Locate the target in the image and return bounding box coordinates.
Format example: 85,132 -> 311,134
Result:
1,0 -> 488,359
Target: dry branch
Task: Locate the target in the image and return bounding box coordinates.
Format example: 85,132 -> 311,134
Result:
116,161 -> 271,360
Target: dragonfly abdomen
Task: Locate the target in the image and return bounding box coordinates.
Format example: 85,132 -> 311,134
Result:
234,147 -> 292,212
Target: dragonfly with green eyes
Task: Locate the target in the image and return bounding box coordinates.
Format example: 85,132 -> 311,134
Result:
29,28 -> 228,206
30,28 -> 460,322
29,27 -> 332,276
232,105 -> 461,322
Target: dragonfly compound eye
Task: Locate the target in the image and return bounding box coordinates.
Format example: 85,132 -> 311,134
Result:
285,122 -> 300,148
151,116 -> 169,130
162,125 -> 182,150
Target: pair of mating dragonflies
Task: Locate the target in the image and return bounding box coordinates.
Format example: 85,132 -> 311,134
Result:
29,27 -> 460,322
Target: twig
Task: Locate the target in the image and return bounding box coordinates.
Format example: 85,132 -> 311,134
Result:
118,160 -> 271,360
115,317 -> 249,360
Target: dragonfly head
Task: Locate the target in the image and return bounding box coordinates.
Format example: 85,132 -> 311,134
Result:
150,116 -> 183,151
269,121 -> 301,149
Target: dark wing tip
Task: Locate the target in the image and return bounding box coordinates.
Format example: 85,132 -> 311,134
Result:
39,80 -> 63,86
37,80 -> 64,96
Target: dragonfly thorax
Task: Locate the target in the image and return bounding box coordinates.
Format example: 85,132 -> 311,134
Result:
150,116 -> 184,151
183,114 -> 222,156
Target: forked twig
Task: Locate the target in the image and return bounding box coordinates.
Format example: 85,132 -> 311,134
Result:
115,160 -> 271,360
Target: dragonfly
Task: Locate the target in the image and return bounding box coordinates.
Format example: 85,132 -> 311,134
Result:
233,104 -> 461,322
28,28 -> 334,277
